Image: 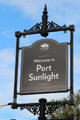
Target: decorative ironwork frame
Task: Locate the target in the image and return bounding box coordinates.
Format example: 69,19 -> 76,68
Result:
8,98 -> 74,115
10,4 -> 75,120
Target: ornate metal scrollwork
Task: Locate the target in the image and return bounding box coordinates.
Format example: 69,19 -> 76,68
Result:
19,103 -> 60,115
9,100 -> 73,115
47,21 -> 68,33
20,105 -> 40,115
45,100 -> 74,115
47,21 -> 61,30
23,21 -> 68,37
45,104 -> 61,115
24,22 -> 42,35
45,101 -> 68,115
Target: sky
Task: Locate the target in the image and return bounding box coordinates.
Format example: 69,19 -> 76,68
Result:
0,0 -> 80,120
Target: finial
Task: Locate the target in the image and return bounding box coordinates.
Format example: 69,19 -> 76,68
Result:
43,4 -> 47,14
41,4 -> 48,37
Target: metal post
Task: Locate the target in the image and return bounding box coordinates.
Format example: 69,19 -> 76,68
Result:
70,31 -> 74,99
38,98 -> 47,120
13,32 -> 21,103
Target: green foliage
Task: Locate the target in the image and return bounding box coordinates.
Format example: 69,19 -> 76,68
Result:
50,91 -> 80,120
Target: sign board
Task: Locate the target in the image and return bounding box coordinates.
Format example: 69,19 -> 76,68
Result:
20,39 -> 68,95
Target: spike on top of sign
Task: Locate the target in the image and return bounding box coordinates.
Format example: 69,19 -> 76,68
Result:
43,4 -> 48,14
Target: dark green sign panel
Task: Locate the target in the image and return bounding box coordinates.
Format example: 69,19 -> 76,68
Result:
20,39 -> 68,95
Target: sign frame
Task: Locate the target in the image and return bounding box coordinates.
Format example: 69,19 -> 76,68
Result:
12,5 -> 75,104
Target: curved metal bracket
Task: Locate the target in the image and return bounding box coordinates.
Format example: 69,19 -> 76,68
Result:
20,104 -> 40,115
19,22 -> 74,37
9,99 -> 74,115
24,22 -> 42,35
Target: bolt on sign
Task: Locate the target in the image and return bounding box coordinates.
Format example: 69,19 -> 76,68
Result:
20,39 -> 68,95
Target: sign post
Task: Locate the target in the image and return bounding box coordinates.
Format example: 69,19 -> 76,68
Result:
10,4 -> 75,120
